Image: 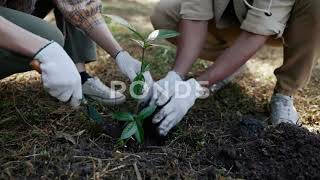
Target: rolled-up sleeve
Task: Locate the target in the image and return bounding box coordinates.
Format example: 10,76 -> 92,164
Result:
241,0 -> 295,37
180,0 -> 213,21
53,0 -> 104,33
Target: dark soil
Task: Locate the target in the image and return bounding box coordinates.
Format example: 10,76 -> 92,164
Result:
206,121 -> 320,179
99,114 -> 320,179
1,80 -> 319,179
2,116 -> 320,179
1,73 -> 319,180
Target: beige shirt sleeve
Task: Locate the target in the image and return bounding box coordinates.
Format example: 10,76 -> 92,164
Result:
180,0 -> 214,21
241,0 -> 295,37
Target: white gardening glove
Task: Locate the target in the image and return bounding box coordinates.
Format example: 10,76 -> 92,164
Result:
152,78 -> 206,136
35,41 -> 82,107
115,51 -> 153,103
149,71 -> 183,107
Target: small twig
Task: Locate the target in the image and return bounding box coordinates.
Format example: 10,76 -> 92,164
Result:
0,117 -> 13,125
94,133 -> 112,141
89,138 -> 105,152
24,154 -> 41,158
133,162 -> 142,180
196,165 -> 214,174
226,165 -> 234,176
167,133 -> 190,148
100,163 -> 111,175
149,153 -> 168,156
92,160 -> 96,180
104,165 -> 126,174
68,172 -> 74,180
122,153 -> 142,159
189,162 -> 195,173
73,156 -> 110,161
1,161 -> 21,167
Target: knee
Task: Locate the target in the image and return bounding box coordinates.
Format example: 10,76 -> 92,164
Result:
150,8 -> 162,30
150,0 -> 180,30
150,1 -> 167,30
49,27 -> 64,47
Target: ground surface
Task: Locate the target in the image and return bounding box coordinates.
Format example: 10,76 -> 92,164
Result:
1,0 -> 320,179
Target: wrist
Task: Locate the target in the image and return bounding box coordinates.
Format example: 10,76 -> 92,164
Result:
188,78 -> 207,99
113,49 -> 125,59
34,41 -> 65,64
168,71 -> 185,81
25,38 -> 50,59
32,40 -> 54,60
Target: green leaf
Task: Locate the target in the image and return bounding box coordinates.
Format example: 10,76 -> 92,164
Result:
86,105 -> 103,124
147,29 -> 180,42
136,105 -> 157,122
103,14 -> 145,41
133,83 -> 144,96
141,62 -> 150,73
134,122 -> 144,144
130,39 -> 145,48
133,73 -> 145,96
120,122 -> 138,140
133,72 -> 145,82
112,112 -> 134,122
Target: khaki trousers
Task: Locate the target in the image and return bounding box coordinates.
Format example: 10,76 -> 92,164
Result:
151,0 -> 320,96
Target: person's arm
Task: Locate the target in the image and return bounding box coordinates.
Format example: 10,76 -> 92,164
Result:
53,0 -> 122,57
149,19 -> 208,106
173,19 -> 208,76
0,16 -> 49,58
87,23 -> 123,58
53,0 -> 153,82
197,31 -> 269,85
152,31 -> 269,136
0,16 -> 82,107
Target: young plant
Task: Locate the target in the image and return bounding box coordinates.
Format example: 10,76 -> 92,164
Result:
104,14 -> 180,144
112,104 -> 157,143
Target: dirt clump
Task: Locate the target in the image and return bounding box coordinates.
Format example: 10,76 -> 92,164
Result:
205,122 -> 320,179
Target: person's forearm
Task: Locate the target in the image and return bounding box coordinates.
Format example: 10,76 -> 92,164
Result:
173,19 -> 208,76
0,16 -> 49,58
197,31 -> 269,85
87,23 -> 122,58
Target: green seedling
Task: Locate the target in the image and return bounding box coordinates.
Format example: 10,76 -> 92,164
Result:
112,105 -> 157,143
104,14 -> 180,144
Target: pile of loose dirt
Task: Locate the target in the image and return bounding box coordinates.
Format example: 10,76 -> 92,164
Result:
204,121 -> 320,179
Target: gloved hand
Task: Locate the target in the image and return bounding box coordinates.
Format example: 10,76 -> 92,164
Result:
149,71 -> 183,106
35,41 -> 82,107
115,51 -> 153,103
152,78 -> 206,136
